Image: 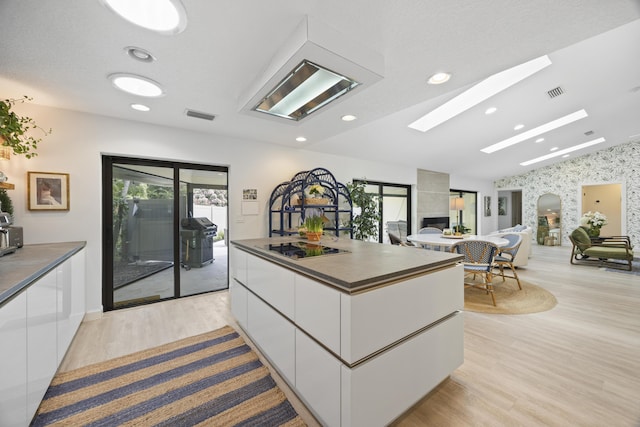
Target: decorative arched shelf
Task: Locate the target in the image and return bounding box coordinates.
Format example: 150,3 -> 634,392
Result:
269,168 -> 353,238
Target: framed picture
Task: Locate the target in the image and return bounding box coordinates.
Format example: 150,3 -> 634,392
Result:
484,196 -> 492,217
498,196 -> 507,216
28,172 -> 70,211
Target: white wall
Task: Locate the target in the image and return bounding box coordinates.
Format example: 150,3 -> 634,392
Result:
1,104 -> 419,315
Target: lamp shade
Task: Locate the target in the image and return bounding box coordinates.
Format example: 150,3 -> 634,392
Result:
450,197 -> 464,210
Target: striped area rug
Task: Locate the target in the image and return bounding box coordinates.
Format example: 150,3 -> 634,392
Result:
32,326 -> 306,426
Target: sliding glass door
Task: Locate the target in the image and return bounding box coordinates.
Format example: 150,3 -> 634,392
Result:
102,156 -> 228,310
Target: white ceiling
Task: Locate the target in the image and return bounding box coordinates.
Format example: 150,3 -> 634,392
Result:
1,1 -> 639,181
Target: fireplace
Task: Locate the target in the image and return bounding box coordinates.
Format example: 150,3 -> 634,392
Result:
421,216 -> 450,230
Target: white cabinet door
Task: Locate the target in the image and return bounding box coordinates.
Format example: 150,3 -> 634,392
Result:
0,292 -> 28,427
247,293 -> 295,384
295,274 -> 341,354
246,254 -> 295,319
295,330 -> 341,427
56,260 -> 72,364
341,264 -> 462,363
230,245 -> 248,285
230,279 -> 248,329
27,269 -> 59,418
341,312 -> 464,427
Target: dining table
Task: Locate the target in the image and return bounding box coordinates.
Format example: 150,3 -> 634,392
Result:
406,233 -> 509,251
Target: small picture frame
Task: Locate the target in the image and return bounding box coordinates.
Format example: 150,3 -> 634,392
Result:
28,171 -> 70,211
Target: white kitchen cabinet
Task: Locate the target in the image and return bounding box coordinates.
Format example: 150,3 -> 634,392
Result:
0,292 -> 28,427
295,273 -> 341,354
246,254 -> 295,319
26,269 -> 59,418
230,279 -> 248,329
0,244 -> 85,426
247,293 -> 296,384
295,329 -> 342,427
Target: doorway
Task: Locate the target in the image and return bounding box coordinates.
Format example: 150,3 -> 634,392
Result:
354,180 -> 411,244
102,156 -> 228,310
581,183 -> 623,235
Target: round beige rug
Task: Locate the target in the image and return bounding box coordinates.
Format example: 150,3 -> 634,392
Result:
464,277 -> 557,314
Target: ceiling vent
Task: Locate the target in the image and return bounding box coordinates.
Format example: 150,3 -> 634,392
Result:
547,86 -> 564,98
185,109 -> 215,121
584,130 -> 594,136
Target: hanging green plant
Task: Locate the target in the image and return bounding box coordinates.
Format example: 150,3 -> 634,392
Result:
0,96 -> 51,159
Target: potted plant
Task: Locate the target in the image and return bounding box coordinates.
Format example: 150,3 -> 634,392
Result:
0,96 -> 51,159
347,180 -> 380,241
304,215 -> 324,241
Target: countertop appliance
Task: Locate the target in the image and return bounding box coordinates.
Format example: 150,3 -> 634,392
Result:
0,212 -> 17,256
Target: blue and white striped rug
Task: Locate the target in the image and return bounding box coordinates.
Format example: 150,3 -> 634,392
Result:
32,326 -> 306,426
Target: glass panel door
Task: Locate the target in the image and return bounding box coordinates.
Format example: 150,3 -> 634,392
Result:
450,190 -> 477,235
111,163 -> 175,308
179,168 -> 228,297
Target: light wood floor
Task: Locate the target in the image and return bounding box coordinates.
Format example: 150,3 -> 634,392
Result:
60,244 -> 640,427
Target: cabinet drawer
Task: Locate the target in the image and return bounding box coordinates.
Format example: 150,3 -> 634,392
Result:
247,293 -> 295,384
295,329 -> 341,427
341,263 -> 463,363
230,280 -> 248,329
295,274 -> 341,354
247,254 -> 294,319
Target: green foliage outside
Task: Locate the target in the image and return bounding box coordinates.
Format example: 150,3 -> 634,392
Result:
347,180 -> 380,241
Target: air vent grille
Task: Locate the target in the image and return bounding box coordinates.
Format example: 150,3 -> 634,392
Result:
547,86 -> 564,98
584,130 -> 594,136
185,109 -> 215,121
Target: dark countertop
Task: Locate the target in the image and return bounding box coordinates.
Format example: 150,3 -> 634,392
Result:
231,236 -> 462,294
0,241 -> 86,307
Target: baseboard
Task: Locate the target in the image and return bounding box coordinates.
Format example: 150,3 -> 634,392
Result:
83,308 -> 104,322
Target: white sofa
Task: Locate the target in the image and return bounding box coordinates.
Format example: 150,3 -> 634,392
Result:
489,225 -> 533,267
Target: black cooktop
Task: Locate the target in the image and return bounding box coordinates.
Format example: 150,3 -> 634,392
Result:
262,241 -> 349,260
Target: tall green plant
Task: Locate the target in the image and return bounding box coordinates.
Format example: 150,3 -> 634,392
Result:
347,180 -> 380,241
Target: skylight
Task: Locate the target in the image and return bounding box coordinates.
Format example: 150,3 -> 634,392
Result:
520,137 -> 605,166
101,0 -> 187,34
408,55 -> 552,133
481,109 -> 588,154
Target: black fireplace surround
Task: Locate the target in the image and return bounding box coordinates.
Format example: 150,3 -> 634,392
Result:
422,217 -> 450,230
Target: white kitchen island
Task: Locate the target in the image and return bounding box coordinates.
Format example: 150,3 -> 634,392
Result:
230,236 -> 464,427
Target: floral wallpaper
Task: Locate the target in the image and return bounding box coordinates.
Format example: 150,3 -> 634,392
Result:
494,141 -> 639,247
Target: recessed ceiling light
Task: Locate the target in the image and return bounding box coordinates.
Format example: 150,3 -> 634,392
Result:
109,73 -> 164,97
514,124 -> 525,131
520,137 -> 605,166
481,109 -> 588,154
130,103 -> 150,111
550,147 -> 558,151
485,107 -> 497,115
253,60 -> 359,121
428,72 -> 451,85
296,136 -> 307,142
535,138 -> 545,143
100,0 -> 187,34
341,114 -> 357,122
409,55 -> 551,133
125,46 -> 155,63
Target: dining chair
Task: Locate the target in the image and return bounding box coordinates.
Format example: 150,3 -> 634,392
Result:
492,233 -> 523,290
418,226 -> 443,250
450,240 -> 499,306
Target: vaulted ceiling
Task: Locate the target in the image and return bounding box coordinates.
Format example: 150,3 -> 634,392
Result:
1,1 -> 639,180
